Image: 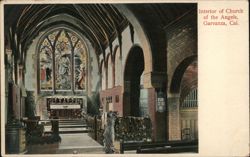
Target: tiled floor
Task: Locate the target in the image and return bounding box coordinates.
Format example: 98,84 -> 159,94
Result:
27,133 -> 104,154
56,133 -> 104,154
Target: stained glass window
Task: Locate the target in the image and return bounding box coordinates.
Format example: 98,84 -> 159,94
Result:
39,28 -> 87,92
55,31 -> 72,90
40,38 -> 53,90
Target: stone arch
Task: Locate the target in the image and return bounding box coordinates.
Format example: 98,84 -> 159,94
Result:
99,59 -> 104,75
100,60 -> 106,90
113,45 -> 122,86
107,53 -> 113,89
167,55 -> 197,141
112,45 -> 120,60
123,45 -> 144,116
178,59 -> 198,141
114,5 -> 153,74
170,55 -> 197,94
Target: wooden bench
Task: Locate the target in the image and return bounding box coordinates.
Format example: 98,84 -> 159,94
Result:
120,140 -> 198,154
137,145 -> 198,154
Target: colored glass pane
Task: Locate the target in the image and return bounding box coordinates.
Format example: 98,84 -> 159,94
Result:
74,40 -> 87,90
48,30 -> 59,45
40,38 -> 53,90
55,30 -> 72,90
67,31 -> 78,47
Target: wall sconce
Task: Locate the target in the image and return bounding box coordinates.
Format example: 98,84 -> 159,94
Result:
156,89 -> 166,113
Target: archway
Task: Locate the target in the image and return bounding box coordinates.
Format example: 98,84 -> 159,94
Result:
107,54 -> 113,89
114,4 -> 162,74
123,45 -> 144,116
170,55 -> 197,93
114,46 -> 122,86
168,56 -> 198,140
179,60 -> 198,140
100,60 -> 106,90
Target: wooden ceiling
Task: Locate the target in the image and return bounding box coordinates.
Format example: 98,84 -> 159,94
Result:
4,4 -> 129,57
4,3 -> 196,64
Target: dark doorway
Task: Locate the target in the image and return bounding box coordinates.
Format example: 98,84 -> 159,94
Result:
123,45 -> 144,116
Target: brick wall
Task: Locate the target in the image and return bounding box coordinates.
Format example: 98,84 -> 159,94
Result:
100,86 -> 123,116
166,10 -> 197,93
147,88 -> 156,139
168,95 -> 181,140
166,10 -> 197,141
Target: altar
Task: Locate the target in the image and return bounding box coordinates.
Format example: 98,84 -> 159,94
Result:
46,96 -> 87,119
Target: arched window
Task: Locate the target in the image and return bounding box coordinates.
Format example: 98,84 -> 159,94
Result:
39,28 -> 87,92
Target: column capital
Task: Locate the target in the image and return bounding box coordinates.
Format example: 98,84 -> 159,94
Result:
167,93 -> 180,98
6,48 -> 12,55
5,49 -> 13,64
18,64 -> 24,70
143,71 -> 167,89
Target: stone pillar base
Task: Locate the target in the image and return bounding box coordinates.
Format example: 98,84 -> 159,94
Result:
168,94 -> 181,140
148,88 -> 167,141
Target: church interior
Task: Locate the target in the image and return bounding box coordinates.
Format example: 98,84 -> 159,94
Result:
2,3 -> 198,154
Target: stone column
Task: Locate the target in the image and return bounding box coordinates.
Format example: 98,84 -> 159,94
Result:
5,49 -> 13,123
167,93 -> 181,140
18,65 -> 23,85
143,72 -> 167,141
122,81 -> 130,116
18,65 -> 25,119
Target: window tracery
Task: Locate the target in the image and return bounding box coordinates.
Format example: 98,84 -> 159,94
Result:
39,28 -> 87,92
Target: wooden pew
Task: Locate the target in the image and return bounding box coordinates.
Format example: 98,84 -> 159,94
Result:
137,145 -> 198,154
120,140 -> 198,154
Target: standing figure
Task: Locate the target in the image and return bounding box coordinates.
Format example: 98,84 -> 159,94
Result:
40,65 -> 46,83
58,56 -> 71,89
76,63 -> 86,89
103,112 -> 116,153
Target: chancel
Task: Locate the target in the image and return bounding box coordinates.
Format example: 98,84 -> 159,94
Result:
3,3 -> 198,154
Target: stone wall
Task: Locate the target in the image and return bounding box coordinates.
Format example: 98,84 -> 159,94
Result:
166,10 -> 197,140
100,86 -> 123,116
167,10 -> 197,94
100,25 -> 143,117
